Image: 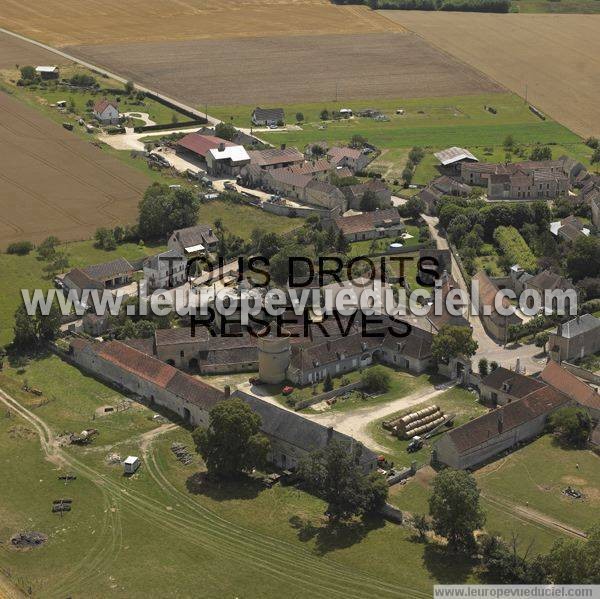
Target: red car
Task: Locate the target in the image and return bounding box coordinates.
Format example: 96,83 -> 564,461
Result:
282,386 -> 294,396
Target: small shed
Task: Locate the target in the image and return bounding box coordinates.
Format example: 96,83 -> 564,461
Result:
35,66 -> 59,80
123,456 -> 140,475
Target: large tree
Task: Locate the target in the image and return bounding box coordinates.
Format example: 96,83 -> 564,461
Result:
192,398 -> 270,479
299,441 -> 388,522
429,469 -> 485,551
13,300 -> 61,350
431,325 -> 478,364
138,184 -> 200,241
566,236 -> 600,282
548,407 -> 591,448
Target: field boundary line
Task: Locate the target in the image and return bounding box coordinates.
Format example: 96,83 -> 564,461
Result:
0,27 -> 219,125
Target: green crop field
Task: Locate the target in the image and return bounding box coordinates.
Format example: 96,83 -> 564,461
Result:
513,0 -> 600,12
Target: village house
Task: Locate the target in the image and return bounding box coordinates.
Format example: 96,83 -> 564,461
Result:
472,271 -> 523,343
154,326 -> 211,369
342,179 -> 392,211
479,366 -> 547,407
287,159 -> 332,179
35,65 -> 59,80
417,186 -> 442,215
434,385 -> 572,470
251,107 -> 285,126
434,147 -> 479,175
327,146 -> 371,174
430,175 -> 472,197
235,390 -> 378,472
418,248 -> 453,286
524,269 -> 576,313
333,208 -> 403,242
92,99 -> 120,125
548,314 -> 600,363
248,146 -> 304,170
264,169 -> 313,200
540,360 -> 600,421
168,223 -> 219,258
487,168 -> 568,200
143,249 -> 187,291
425,271 -> 471,333
550,215 -> 590,243
305,179 -> 346,212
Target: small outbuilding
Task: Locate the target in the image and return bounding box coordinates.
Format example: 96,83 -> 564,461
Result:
35,66 -> 59,80
123,456 -> 140,475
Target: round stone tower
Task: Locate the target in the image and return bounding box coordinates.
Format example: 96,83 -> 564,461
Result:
258,325 -> 291,385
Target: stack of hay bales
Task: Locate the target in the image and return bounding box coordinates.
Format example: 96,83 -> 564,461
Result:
390,405 -> 445,439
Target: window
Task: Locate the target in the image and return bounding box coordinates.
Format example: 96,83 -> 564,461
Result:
180,350 -> 185,357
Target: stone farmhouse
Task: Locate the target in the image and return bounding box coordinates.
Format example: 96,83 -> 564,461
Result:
524,270 -> 576,313
69,338 -> 224,428
549,314 -> 600,363
550,215 -> 590,243
434,385 -> 571,470
251,107 -> 284,126
93,99 -> 119,125
235,390 -> 378,472
327,146 -> 371,174
479,366 -> 547,407
472,271 -> 523,342
333,208 -> 403,242
168,223 -> 219,258
68,338 -> 377,472
342,179 -> 392,211
143,249 -> 187,291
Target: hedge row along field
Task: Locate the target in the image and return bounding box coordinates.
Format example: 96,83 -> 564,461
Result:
493,226 -> 537,272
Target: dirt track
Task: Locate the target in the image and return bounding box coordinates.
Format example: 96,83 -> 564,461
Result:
382,12 -> 600,137
0,91 -> 149,248
67,32 -> 501,107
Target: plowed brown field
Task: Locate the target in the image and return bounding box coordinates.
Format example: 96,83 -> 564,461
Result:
0,0 -> 403,46
67,32 -> 502,107
0,91 -> 149,248
382,12 -> 600,137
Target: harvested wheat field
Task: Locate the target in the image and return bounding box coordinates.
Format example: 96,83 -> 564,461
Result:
0,91 -> 149,249
0,31 -> 70,69
68,32 -> 502,107
0,0 -> 403,46
384,12 -> 600,137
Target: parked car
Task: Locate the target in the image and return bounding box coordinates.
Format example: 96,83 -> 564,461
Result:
224,181 -> 236,191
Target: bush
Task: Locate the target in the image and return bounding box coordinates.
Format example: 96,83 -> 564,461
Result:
549,407 -> 591,447
584,137 -> 599,149
360,366 -> 391,393
6,241 -> 34,255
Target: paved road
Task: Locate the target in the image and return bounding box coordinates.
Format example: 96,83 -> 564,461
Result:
421,214 -> 545,374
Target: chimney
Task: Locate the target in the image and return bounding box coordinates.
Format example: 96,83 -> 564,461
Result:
515,358 -> 521,374
223,385 -> 231,398
497,412 -> 504,434
208,228 -> 213,236
218,142 -> 225,152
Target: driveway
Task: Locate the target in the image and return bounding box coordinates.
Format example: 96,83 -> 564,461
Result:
421,214 -> 546,374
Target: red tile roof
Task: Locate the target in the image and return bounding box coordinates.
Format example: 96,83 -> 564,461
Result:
177,134 -> 233,158
93,99 -> 118,114
540,360 -> 600,411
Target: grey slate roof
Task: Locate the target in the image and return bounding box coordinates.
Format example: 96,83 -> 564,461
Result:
145,249 -> 185,270
556,314 -> 600,339
82,257 -> 134,281
235,391 -> 378,466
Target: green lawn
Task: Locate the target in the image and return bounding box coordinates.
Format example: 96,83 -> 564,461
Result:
1,64 -> 189,127
0,240 -> 163,347
367,386 -> 488,467
197,199 -> 304,240
269,364 -> 442,413
0,356 -> 482,597
211,93 -> 580,152
475,434 -> 600,533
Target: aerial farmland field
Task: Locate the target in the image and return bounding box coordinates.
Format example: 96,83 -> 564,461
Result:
0,0 -> 403,46
0,91 -> 150,249
385,12 -> 600,138
67,32 -> 502,107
